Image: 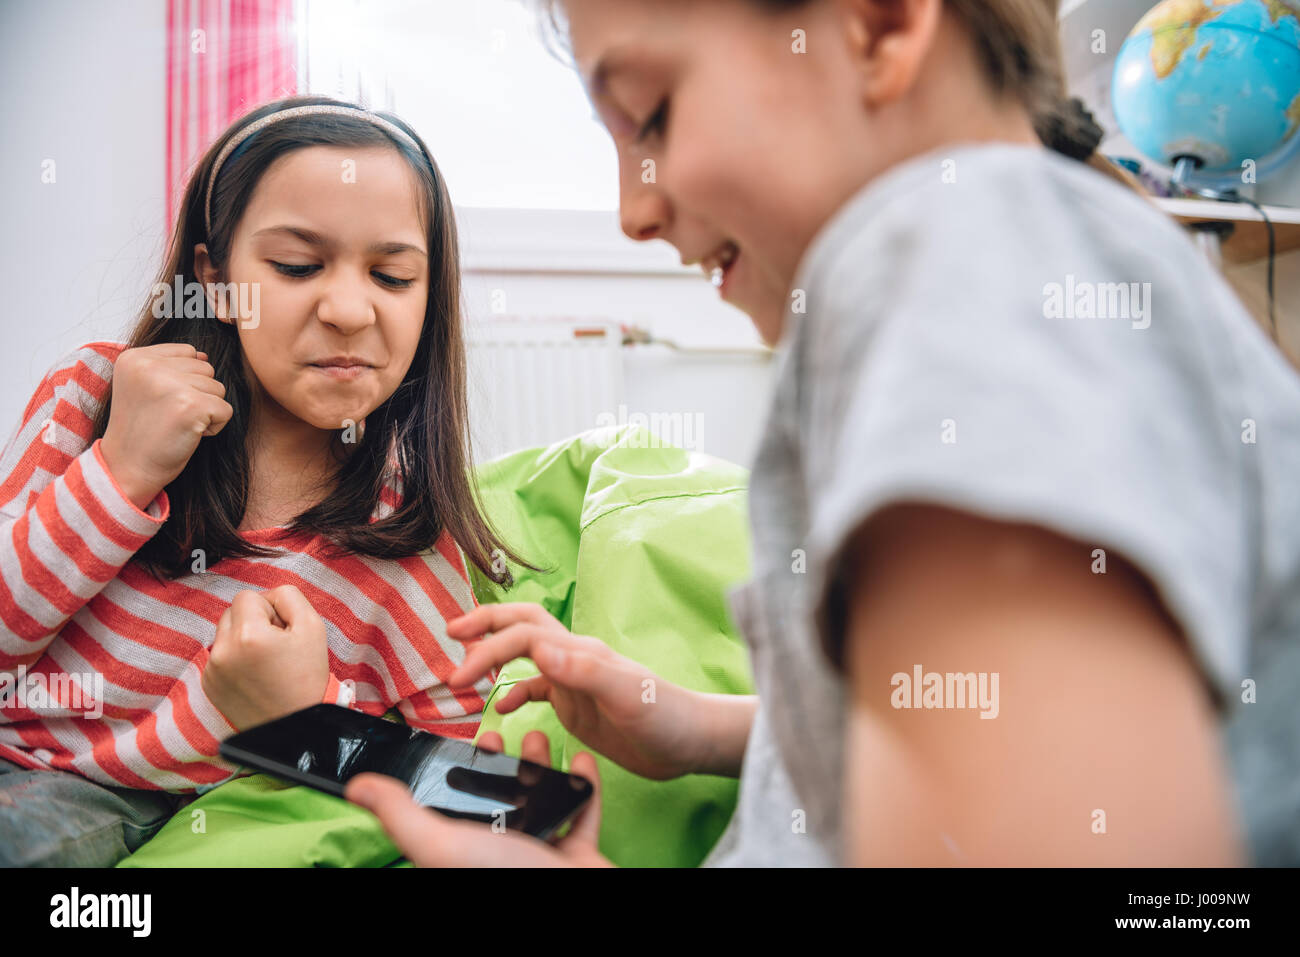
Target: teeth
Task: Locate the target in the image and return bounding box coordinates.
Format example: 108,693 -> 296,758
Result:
702,241 -> 739,287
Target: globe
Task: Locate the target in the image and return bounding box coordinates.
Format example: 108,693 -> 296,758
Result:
1111,0 -> 1300,182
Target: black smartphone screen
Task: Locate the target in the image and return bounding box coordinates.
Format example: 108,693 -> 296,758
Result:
219,704 -> 593,841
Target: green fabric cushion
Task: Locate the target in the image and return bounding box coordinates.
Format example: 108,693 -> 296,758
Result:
117,771 -> 407,868
119,424 -> 753,868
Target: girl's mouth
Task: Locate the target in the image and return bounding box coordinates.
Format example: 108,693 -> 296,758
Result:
702,240 -> 740,299
309,363 -> 372,380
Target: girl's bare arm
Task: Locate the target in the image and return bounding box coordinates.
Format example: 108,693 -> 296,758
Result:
840,503 -> 1243,866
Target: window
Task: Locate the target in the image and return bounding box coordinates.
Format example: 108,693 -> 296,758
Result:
302,0 -> 619,211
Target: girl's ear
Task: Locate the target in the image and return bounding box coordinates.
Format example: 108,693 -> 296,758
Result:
839,0 -> 943,108
193,243 -> 233,324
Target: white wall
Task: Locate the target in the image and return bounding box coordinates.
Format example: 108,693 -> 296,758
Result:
461,268 -> 773,469
458,207 -> 774,468
0,0 -> 168,430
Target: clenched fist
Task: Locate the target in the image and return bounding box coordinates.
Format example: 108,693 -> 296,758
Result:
202,585 -> 331,731
99,343 -> 233,510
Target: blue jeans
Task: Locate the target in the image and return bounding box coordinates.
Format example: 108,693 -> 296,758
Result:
0,758 -> 193,867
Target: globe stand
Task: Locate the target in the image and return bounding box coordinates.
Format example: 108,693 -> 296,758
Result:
1170,155 -> 1241,200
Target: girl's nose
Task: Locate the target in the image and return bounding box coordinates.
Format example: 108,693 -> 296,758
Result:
315,271 -> 378,333
620,189 -> 670,242
618,159 -> 671,242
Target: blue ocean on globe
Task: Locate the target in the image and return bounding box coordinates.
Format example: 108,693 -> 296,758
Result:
1112,0 -> 1300,179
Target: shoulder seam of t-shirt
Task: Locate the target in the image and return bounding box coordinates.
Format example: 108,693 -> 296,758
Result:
790,142 -> 1046,301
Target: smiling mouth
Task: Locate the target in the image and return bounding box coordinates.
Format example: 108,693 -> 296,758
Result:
700,240 -> 740,290
701,242 -> 740,297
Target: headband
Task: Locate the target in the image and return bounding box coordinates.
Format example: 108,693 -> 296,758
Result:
203,104 -> 425,236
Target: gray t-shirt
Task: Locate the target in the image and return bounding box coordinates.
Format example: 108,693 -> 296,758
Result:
704,142 -> 1300,866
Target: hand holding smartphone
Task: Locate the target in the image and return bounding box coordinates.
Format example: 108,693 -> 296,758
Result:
219,704 -> 594,841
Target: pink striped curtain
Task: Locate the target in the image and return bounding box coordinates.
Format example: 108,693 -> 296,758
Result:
165,0 -> 300,226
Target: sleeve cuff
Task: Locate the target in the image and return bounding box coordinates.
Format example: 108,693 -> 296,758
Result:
87,438 -> 170,527
322,673 -> 355,708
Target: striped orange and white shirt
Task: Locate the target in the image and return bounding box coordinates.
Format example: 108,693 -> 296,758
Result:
0,341 -> 488,791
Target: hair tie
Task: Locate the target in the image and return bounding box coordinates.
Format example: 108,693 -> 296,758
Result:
203,104 -> 424,236
1039,96 -> 1105,162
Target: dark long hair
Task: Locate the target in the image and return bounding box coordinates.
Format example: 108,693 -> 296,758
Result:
91,94 -> 532,584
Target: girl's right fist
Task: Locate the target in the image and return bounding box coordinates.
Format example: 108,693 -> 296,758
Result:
99,343 -> 233,508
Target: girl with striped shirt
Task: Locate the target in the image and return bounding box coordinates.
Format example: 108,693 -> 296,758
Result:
0,96 -> 527,867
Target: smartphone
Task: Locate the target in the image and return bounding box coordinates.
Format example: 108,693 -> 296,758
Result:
218,703 -> 593,841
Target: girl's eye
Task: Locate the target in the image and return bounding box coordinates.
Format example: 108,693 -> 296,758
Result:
635,99 -> 668,144
270,261 -> 319,278
373,271 -> 414,289
271,261 -> 412,288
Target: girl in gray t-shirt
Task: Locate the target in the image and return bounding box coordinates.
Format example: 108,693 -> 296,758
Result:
348,0 -> 1300,866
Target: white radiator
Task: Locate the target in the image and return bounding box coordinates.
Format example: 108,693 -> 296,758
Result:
465,319 -> 626,463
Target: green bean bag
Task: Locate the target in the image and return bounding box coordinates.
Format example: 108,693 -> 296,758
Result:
118,424 -> 754,868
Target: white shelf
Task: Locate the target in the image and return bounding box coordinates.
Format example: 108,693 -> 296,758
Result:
1157,198 -> 1300,225
1156,198 -> 1300,263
